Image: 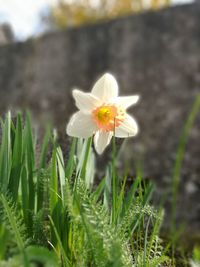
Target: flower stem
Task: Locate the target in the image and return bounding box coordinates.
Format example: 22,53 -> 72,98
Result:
80,137 -> 92,180
111,124 -> 117,225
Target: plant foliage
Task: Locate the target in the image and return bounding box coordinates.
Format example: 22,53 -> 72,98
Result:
1,96 -> 199,267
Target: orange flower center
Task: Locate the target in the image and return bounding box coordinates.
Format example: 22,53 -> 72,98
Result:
92,104 -> 125,131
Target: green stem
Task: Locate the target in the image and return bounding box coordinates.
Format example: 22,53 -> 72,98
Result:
80,137 -> 92,180
111,125 -> 117,225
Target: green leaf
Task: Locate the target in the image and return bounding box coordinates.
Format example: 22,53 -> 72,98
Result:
92,177 -> 105,203
48,216 -> 71,267
65,137 -> 77,180
0,193 -> 26,252
8,113 -> 23,202
122,175 -> 140,216
0,226 -> 8,259
0,112 -> 12,192
49,146 -> 62,247
21,166 -> 29,229
56,146 -> 66,201
39,126 -> 51,169
26,245 -> 60,267
23,112 -> 35,234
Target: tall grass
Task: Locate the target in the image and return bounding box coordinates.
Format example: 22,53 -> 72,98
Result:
170,95 -> 200,266
0,94 -> 199,266
0,112 -> 168,267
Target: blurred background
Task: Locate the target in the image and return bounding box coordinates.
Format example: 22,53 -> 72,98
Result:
0,0 -> 192,41
0,0 -> 199,244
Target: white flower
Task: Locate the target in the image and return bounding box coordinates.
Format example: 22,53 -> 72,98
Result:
66,73 -> 139,154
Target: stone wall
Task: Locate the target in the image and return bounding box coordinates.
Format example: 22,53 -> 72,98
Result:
0,3 -> 200,232
0,24 -> 14,45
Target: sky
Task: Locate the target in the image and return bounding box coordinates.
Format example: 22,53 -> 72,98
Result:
0,0 -> 192,40
0,0 -> 59,39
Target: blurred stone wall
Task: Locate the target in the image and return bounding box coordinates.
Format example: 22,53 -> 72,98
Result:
0,3 -> 200,232
0,24 -> 14,45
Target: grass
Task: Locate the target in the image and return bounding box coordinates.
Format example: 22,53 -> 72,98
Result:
0,94 -> 199,267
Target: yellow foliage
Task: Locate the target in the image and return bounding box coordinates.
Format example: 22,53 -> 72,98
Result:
50,0 -> 170,28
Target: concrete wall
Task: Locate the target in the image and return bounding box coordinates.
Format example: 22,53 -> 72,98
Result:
0,24 -> 14,45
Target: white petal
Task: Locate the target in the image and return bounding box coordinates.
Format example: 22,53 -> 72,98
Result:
72,89 -> 101,113
66,111 -> 97,138
114,95 -> 140,109
91,73 -> 118,102
94,131 -> 113,154
114,114 -> 138,138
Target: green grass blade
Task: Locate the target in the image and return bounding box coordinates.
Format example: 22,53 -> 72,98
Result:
169,95 -> 200,265
143,216 -> 151,266
21,166 -> 29,229
122,176 -> 140,216
8,113 -> 23,202
39,126 -> 51,169
37,125 -> 51,211
56,146 -> 66,201
171,95 -> 200,234
80,137 -> 92,180
91,177 -> 105,203
23,112 -> 35,234
0,226 -> 8,260
65,137 -> 77,180
48,216 -> 71,267
85,149 -> 95,189
0,112 -> 12,192
49,146 -> 62,247
103,164 -> 112,211
116,174 -> 127,222
111,135 -> 118,225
